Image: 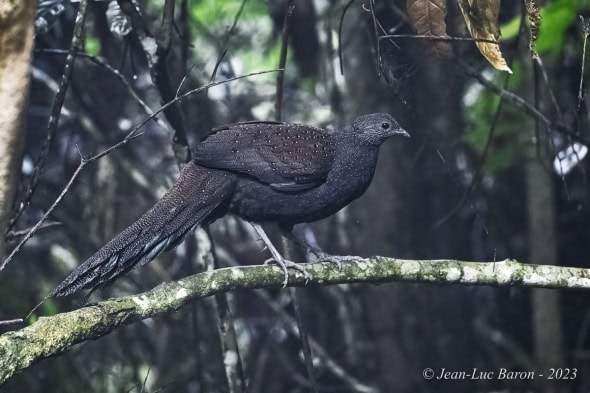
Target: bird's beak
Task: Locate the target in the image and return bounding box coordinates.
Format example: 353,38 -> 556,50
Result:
396,128 -> 410,138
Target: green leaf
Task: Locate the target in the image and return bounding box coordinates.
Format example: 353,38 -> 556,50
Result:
500,0 -> 582,54
86,36 -> 101,56
191,0 -> 266,24
500,15 -> 521,40
242,39 -> 282,74
461,66 -> 530,172
536,0 -> 576,54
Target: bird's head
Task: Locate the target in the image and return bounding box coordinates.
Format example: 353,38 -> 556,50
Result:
352,113 -> 409,145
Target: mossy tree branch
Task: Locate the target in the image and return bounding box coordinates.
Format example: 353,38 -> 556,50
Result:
1,257 -> 589,385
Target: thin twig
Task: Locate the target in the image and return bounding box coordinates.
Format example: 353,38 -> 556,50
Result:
291,287 -> 320,393
253,287 -> 377,393
378,33 -> 502,45
160,0 -> 175,51
433,96 -> 507,230
532,50 -> 569,193
0,319 -> 23,326
6,222 -> 61,241
0,70 -> 280,271
459,61 -> 551,128
281,234 -> 320,393
368,3 -> 406,85
434,13 -> 526,229
578,16 -> 590,112
368,0 -> 382,76
177,0 -> 245,95
209,49 -> 228,83
205,0 -> 248,85
176,63 -> 198,97
201,227 -> 245,393
139,368 -> 150,393
104,69 -> 282,161
275,0 -> 295,121
220,0 -> 249,54
338,0 -> 355,75
2,157 -> 86,271
8,0 -> 90,234
36,48 -> 169,131
179,0 -> 190,69
533,56 -> 564,125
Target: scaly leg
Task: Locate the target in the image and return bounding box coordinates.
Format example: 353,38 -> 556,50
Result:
285,226 -> 358,269
252,223 -> 309,286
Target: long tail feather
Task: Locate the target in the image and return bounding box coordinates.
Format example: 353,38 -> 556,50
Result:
52,163 -> 235,297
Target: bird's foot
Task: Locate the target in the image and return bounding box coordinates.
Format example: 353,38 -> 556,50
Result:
284,227 -> 355,269
252,223 -> 309,286
264,257 -> 310,287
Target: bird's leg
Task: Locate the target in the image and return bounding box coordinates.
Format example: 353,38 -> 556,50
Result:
252,223 -> 309,286
284,226 -> 358,269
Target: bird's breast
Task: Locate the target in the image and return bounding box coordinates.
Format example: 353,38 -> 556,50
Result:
229,147 -> 379,225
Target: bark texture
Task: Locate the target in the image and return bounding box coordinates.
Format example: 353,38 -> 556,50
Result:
0,0 -> 34,256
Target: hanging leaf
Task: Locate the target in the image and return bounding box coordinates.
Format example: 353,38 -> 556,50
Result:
457,0 -> 512,73
407,0 -> 453,58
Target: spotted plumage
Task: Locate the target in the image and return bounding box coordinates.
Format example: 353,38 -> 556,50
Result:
52,113 -> 408,297
195,122 -> 334,192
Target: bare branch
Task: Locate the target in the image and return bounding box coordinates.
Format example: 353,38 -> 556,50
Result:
460,60 -> 550,123
275,0 -> 295,121
8,0 -> 89,234
378,33 -> 502,45
1,160 -> 86,270
578,16 -> 590,112
0,70 -> 280,271
36,48 -> 169,132
5,221 -> 61,241
338,0 -> 355,75
1,257 -> 590,385
0,319 -> 23,326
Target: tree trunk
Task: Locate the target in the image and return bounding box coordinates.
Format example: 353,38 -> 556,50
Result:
0,0 -> 34,257
526,155 -> 565,392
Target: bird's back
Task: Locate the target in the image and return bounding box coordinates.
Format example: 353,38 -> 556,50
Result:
195,121 -> 336,192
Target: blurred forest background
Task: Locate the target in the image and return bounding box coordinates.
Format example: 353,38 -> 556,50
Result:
1,0 -> 590,392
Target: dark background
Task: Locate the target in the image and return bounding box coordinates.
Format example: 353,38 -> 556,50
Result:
1,0 -> 590,392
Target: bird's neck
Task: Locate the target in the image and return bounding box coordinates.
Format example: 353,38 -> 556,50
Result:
330,132 -> 380,185
334,131 -> 380,158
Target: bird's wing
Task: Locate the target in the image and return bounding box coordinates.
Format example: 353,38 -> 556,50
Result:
194,121 -> 335,192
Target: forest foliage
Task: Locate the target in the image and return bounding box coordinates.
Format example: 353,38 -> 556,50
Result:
1,0 -> 590,392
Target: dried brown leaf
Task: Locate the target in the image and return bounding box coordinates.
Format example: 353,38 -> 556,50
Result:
407,0 -> 452,58
457,0 -> 512,73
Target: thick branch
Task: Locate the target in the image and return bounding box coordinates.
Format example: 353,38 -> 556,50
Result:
4,0 -> 89,238
1,257 -> 589,384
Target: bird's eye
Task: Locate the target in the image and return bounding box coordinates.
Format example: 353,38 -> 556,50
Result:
381,122 -> 390,130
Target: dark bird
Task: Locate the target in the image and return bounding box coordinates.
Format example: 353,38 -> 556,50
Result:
52,113 -> 409,297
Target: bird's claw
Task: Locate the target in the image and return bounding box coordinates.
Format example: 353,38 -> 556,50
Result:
264,258 -> 310,287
